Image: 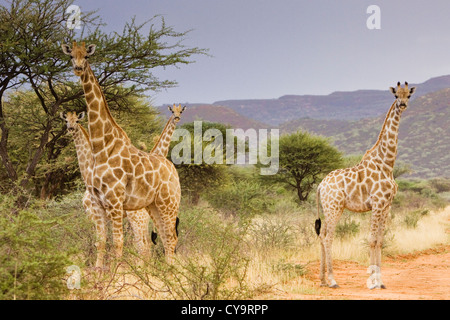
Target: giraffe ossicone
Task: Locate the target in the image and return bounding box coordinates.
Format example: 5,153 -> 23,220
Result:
62,41 -> 181,264
315,81 -> 415,289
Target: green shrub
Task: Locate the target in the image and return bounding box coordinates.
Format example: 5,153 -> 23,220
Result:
403,209 -> 429,229
126,207 -> 256,300
335,217 -> 360,239
0,210 -> 74,299
206,180 -> 273,217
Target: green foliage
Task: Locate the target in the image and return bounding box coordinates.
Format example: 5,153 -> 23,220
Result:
335,217 -> 360,239
207,180 -> 272,217
260,130 -> 343,202
0,0 -> 206,200
403,209 -> 429,229
127,206 -> 255,300
0,210 -> 71,299
171,121 -> 233,204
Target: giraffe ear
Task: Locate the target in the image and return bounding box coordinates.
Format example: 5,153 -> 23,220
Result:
61,44 -> 72,55
78,112 -> 85,120
409,87 -> 416,95
168,105 -> 173,112
182,106 -> 186,112
389,87 -> 396,95
86,44 -> 96,56
60,112 -> 66,120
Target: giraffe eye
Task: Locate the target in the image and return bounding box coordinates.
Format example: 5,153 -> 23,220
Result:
407,95 -> 411,99
395,95 -> 398,99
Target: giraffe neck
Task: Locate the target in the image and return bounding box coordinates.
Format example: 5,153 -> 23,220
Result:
362,101 -> 401,172
150,115 -> 176,157
81,64 -> 129,156
71,124 -> 92,184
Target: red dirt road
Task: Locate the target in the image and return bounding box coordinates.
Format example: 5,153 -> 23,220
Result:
299,245 -> 449,300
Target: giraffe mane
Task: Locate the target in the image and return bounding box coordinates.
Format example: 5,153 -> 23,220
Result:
85,63 -> 131,143
360,100 -> 397,162
150,114 -> 175,154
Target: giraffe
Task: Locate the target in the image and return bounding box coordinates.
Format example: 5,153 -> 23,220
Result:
151,104 -> 186,156
60,111 -> 151,268
61,41 -> 181,262
315,82 -> 416,289
149,104 -> 186,243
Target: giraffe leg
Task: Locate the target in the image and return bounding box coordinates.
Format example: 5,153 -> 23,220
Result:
367,204 -> 390,289
127,209 -> 151,261
83,191 -> 107,269
323,220 -> 339,288
318,206 -> 342,288
318,221 -> 328,287
147,203 -> 178,263
107,206 -> 125,260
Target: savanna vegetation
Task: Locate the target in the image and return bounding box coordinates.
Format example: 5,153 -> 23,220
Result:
0,0 -> 449,300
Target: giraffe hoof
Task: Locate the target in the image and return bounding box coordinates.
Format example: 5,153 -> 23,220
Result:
369,284 -> 382,290
380,284 -> 387,289
329,284 -> 340,289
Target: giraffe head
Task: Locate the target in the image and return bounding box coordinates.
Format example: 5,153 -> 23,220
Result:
389,81 -> 416,111
168,104 -> 186,123
61,41 -> 96,76
60,111 -> 85,133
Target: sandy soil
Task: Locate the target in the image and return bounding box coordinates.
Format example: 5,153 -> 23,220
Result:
288,245 -> 449,300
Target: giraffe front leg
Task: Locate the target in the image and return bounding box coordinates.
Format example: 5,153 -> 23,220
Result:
108,207 -> 124,261
367,205 -> 390,289
83,192 -> 107,270
127,209 -> 151,262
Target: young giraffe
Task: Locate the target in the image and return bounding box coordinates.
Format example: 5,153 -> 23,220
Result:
61,111 -> 151,268
149,104 -> 186,243
151,104 -> 186,156
315,82 -> 416,289
62,42 -> 181,262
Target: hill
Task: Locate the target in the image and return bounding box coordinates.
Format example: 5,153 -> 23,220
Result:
157,104 -> 268,130
281,88 -> 450,179
158,75 -> 450,178
213,75 -> 450,125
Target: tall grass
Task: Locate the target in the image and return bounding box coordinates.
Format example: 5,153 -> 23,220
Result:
0,176 -> 449,299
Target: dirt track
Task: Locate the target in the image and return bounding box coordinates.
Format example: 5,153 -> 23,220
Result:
296,245 -> 449,300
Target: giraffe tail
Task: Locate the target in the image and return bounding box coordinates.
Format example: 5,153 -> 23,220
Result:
175,217 -> 180,237
151,227 -> 157,245
315,187 -> 322,236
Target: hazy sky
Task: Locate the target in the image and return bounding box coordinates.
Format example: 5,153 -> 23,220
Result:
70,0 -> 450,105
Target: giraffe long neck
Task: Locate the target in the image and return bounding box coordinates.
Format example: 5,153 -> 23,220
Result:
81,64 -> 129,156
362,101 -> 401,172
150,115 -> 176,157
71,125 -> 92,184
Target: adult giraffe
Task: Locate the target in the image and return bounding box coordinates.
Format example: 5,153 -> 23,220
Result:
62,41 -> 181,262
61,111 -> 151,268
315,81 -> 416,289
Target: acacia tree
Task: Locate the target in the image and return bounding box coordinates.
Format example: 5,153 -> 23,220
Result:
261,131 -> 343,202
169,121 -> 233,204
0,0 -> 207,200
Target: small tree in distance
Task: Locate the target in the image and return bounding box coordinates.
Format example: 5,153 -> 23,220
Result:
260,130 -> 343,202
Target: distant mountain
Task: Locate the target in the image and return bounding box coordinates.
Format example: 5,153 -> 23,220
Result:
281,88 -> 450,179
158,75 -> 450,178
157,104 -> 268,130
213,75 -> 450,125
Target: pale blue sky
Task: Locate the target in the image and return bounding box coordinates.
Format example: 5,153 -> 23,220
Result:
71,0 -> 450,105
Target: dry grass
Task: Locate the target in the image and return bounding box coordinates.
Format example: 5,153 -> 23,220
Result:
68,205 -> 450,300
